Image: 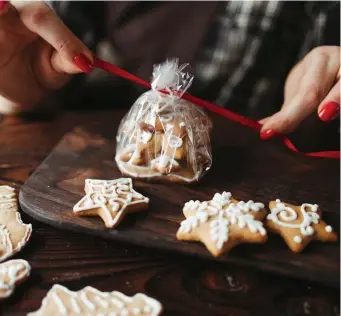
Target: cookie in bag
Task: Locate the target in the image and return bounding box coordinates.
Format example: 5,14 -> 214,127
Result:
115,59 -> 212,183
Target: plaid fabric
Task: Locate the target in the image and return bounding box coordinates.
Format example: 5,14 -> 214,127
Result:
193,1 -> 340,118
50,1 -> 340,118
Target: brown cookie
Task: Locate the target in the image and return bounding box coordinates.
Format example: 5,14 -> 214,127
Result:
176,192 -> 267,256
28,284 -> 163,316
0,259 -> 31,300
73,178 -> 149,228
266,200 -> 338,253
0,186 -> 32,262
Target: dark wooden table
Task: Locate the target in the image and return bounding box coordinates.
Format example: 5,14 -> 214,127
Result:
0,109 -> 339,316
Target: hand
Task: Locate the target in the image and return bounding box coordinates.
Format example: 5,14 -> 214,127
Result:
259,46 -> 340,140
0,1 -> 93,114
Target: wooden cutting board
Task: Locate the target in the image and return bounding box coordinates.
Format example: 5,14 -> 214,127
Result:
19,112 -> 340,287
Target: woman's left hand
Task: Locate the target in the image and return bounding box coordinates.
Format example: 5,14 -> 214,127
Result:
259,46 -> 340,140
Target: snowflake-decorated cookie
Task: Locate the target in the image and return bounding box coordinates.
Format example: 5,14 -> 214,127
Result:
73,178 -> 149,228
176,192 -> 267,256
266,200 -> 338,253
28,285 -> 163,316
0,259 -> 31,300
0,186 -> 32,262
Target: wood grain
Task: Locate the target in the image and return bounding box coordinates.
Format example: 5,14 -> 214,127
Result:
18,111 -> 340,288
0,110 -> 339,316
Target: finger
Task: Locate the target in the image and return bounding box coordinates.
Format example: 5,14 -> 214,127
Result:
260,53 -> 335,136
318,80 -> 340,122
13,1 -> 93,74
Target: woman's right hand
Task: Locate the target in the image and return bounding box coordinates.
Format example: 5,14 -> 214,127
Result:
0,1 -> 93,114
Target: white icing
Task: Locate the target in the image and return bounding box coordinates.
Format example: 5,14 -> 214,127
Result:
160,114 -> 173,122
293,235 -> 302,243
167,135 -> 183,148
28,285 -> 162,316
325,225 -> 333,233
151,156 -> 180,170
95,295 -> 109,308
80,291 -> 96,311
139,131 -> 153,144
210,212 -> 229,250
0,260 -> 31,298
73,178 -> 149,228
111,297 -> 125,308
53,292 -> 67,315
267,201 -> 319,236
179,193 -> 266,250
70,297 -> 81,313
0,187 -> 32,263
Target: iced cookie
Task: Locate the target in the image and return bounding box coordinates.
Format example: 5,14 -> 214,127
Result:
73,178 -> 149,228
28,284 -> 163,316
0,186 -> 32,262
0,259 -> 31,300
266,200 -> 338,253
151,155 -> 181,175
176,192 -> 267,256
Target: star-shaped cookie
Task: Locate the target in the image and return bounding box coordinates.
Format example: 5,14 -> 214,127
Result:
266,199 -> 338,253
176,192 -> 267,256
73,178 -> 149,228
28,284 -> 163,316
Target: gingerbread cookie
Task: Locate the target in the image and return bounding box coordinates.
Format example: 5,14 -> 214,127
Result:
28,284 -> 163,316
0,186 -> 32,262
266,200 -> 338,253
0,259 -> 31,300
73,178 -> 149,228
176,192 -> 267,256
151,156 -> 181,175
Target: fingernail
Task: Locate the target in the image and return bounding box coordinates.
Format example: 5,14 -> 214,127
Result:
260,129 -> 277,141
0,1 -> 8,11
73,53 -> 92,73
318,101 -> 340,122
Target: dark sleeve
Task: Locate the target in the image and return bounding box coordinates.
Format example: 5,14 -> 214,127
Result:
49,1 -> 106,50
302,1 -> 340,51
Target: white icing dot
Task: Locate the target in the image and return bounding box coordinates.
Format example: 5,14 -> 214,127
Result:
293,235 -> 302,243
120,309 -> 129,316
306,226 -> 314,235
325,225 -> 333,233
143,305 -> 152,313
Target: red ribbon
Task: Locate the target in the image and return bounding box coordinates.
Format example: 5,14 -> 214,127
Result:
93,58 -> 340,159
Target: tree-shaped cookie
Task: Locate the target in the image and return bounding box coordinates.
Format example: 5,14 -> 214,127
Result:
0,259 -> 31,300
28,284 -> 163,316
176,192 -> 267,256
266,200 -> 338,252
73,178 -> 149,228
0,186 -> 32,262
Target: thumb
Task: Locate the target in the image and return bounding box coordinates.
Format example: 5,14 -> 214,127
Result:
15,1 -> 93,74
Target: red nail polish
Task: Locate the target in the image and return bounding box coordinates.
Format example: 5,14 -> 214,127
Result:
318,101 -> 340,122
73,53 -> 92,73
260,129 -> 277,141
0,1 -> 8,11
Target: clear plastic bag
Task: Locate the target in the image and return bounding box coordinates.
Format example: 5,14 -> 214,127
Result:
115,59 -> 212,183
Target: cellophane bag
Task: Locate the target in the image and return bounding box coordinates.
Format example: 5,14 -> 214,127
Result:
115,59 -> 212,183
